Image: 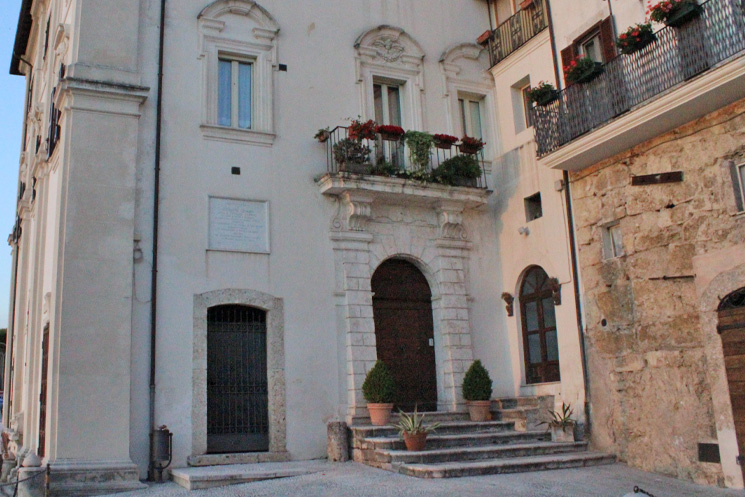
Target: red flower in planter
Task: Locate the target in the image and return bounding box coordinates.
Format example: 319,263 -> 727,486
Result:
348,119 -> 377,141
375,124 -> 405,136
433,134 -> 459,144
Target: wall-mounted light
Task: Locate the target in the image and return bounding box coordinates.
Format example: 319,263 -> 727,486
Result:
518,226 -> 530,236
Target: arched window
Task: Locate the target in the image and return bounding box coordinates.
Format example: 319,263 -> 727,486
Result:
520,266 -> 560,384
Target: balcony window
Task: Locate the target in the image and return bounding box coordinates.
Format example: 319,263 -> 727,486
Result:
374,81 -> 403,126
459,96 -> 484,139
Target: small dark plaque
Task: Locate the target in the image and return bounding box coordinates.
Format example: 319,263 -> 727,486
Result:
698,443 -> 721,463
631,171 -> 684,186
278,64 -> 288,72
231,167 -> 241,175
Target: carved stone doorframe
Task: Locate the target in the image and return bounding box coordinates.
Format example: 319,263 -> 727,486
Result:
329,192 -> 478,421
190,289 -> 287,465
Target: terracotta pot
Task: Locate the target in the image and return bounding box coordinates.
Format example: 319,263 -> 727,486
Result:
367,403 -> 394,426
550,423 -> 575,443
466,400 -> 492,422
402,431 -> 428,451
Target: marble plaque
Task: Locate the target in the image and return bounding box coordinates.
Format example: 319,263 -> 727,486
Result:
209,198 -> 269,253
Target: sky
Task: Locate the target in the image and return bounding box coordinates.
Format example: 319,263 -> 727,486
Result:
0,1 -> 26,328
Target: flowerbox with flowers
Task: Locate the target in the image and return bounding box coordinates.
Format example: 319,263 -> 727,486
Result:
617,23 -> 657,55
526,81 -> 560,107
433,134 -> 459,149
459,136 -> 485,155
647,0 -> 703,28
348,119 -> 377,141
564,55 -> 604,85
375,124 -> 405,141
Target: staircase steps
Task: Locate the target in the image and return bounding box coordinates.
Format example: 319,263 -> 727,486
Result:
349,404 -> 614,478
364,430 -> 550,451
375,441 -> 589,464
397,451 -> 617,478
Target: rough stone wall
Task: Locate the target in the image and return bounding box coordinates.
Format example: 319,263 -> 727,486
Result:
569,97 -> 745,486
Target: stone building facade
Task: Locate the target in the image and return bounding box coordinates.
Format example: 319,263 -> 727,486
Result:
570,98 -> 745,486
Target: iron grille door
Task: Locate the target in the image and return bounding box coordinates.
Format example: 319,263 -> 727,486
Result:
207,305 -> 269,453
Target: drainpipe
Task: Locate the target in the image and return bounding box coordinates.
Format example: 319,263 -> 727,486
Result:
148,0 -> 166,482
4,229 -> 20,425
544,0 -> 591,431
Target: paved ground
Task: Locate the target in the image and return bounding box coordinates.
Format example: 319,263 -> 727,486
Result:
99,461 -> 744,497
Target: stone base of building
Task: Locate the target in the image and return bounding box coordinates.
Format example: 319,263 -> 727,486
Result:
45,460 -> 146,497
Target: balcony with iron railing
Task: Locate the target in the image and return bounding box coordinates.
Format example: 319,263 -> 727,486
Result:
533,0 -> 745,170
316,126 -> 492,210
486,0 -> 549,67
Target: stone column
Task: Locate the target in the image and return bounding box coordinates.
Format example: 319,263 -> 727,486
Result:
330,192 -> 378,422
434,202 -> 475,411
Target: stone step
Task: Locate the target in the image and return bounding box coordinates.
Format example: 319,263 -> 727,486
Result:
377,441 -> 589,465
493,407 -> 546,432
362,430 -> 551,451
349,411 -> 470,426
492,396 -> 552,410
395,451 -> 616,479
350,420 -> 515,439
170,461 -> 331,490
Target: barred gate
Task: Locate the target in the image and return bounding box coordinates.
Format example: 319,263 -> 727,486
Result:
207,305 -> 269,453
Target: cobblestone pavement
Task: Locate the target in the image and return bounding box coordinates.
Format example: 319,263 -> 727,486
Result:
99,462 -> 744,497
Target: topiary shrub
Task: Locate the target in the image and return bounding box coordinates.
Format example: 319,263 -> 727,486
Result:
462,360 -> 493,401
362,360 -> 396,404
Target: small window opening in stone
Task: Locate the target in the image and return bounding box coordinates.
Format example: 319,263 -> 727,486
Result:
524,193 -> 543,222
602,222 -> 624,260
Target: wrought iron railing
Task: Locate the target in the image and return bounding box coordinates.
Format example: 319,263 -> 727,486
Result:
487,0 -> 549,67
322,126 -> 489,189
532,0 -> 745,157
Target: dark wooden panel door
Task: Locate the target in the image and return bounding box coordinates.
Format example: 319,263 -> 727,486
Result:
38,324 -> 49,458
520,267 -> 561,384
207,305 -> 269,454
372,259 -> 437,412
719,304 -> 745,481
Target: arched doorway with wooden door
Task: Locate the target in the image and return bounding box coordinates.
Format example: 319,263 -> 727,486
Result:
372,259 -> 437,412
207,304 -> 269,454
718,286 -> 745,482
519,266 -> 561,385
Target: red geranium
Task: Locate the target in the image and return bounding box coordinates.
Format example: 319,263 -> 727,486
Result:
375,124 -> 405,136
433,134 -> 459,144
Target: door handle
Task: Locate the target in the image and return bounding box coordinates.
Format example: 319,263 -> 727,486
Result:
428,338 -> 434,347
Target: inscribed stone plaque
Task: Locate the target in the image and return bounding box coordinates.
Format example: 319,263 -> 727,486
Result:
209,198 -> 269,253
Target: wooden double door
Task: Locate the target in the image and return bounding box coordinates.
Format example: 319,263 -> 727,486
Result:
372,259 -> 437,412
719,287 -> 745,480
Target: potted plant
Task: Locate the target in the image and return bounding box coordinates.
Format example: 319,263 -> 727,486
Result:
526,81 -> 560,107
647,0 -> 703,28
333,138 -> 371,174
564,55 -> 604,85
348,119 -> 377,141
314,127 -> 331,143
404,131 -> 434,170
617,23 -> 657,55
434,155 -> 481,187
375,124 -> 405,142
458,135 -> 485,155
433,133 -> 459,150
462,360 -> 493,421
394,407 -> 440,451
540,402 -> 576,443
362,360 -> 396,426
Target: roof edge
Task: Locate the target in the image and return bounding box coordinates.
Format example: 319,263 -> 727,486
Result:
10,0 -> 34,76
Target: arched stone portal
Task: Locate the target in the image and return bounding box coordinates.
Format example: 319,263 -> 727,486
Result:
718,287 -> 745,484
372,259 -> 437,411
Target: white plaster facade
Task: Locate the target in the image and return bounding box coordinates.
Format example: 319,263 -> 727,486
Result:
5,1 -> 591,493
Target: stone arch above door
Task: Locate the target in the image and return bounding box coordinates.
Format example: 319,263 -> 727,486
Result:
190,289 -> 286,465
696,260 -> 745,488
